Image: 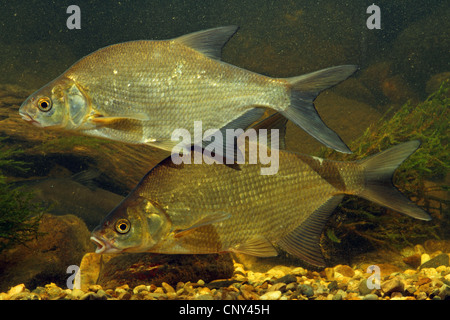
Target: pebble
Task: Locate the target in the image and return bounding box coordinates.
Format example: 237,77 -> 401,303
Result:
358,279 -> 374,296
1,247 -> 449,300
161,282 -> 175,294
421,253 -> 431,265
298,284 -> 314,297
260,290 -> 282,300
133,285 -> 148,294
381,277 -> 405,295
363,293 -> 379,300
420,253 -> 450,269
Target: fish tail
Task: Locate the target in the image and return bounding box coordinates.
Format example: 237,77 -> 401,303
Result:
357,140 -> 431,220
280,65 -> 358,154
277,140 -> 430,267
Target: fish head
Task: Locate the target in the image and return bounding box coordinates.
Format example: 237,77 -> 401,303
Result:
19,77 -> 90,130
90,195 -> 172,254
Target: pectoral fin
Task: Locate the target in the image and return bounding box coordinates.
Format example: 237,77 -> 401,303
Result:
89,112 -> 150,126
174,212 -> 231,238
230,235 -> 278,257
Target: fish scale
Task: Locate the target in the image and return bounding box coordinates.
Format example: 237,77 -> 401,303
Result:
131,152 -> 356,253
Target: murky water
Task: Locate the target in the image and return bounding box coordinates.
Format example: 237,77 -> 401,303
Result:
0,0 -> 448,298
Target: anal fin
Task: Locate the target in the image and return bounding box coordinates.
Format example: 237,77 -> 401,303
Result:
277,195 -> 344,267
230,235 -> 278,257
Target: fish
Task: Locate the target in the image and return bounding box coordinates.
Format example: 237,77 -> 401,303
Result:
90,120 -> 431,267
19,26 -> 357,155
12,170 -> 124,230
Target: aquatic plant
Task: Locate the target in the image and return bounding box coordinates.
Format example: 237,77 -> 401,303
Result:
33,135 -> 114,154
320,79 -> 449,252
0,138 -> 46,253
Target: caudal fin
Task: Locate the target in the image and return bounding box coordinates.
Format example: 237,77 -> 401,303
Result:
358,140 -> 431,221
280,65 -> 358,154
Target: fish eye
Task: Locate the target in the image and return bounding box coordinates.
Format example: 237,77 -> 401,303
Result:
115,219 -> 131,234
37,97 -> 52,112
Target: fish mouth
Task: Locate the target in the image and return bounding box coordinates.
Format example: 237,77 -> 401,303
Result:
19,111 -> 41,127
90,236 -> 121,254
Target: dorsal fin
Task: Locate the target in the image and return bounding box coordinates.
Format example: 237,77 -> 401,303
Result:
174,26 -> 239,60
277,195 -> 344,267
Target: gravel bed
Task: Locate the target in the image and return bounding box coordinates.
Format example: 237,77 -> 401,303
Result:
1,255 -> 450,301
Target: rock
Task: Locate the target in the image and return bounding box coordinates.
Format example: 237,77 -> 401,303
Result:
421,253 -> 431,265
358,280 -> 374,296
414,244 -> 426,255
79,252 -> 117,291
161,282 -> 175,294
7,284 -> 26,297
118,291 -> 132,300
420,253 -> 450,269
423,240 -> 450,254
362,294 -> 378,300
438,284 -> 450,300
266,265 -> 291,279
240,284 -> 258,300
194,294 -> 214,300
274,274 -> 297,284
133,285 -> 148,295
381,277 -> 405,295
334,265 -> 355,278
380,75 -> 419,105
324,267 -> 335,281
71,289 -> 85,299
416,291 -> 427,300
197,279 -> 205,286
391,6 -> 450,96
363,263 -> 403,278
0,214 -> 93,292
328,281 -> 339,292
290,92 -> 381,155
88,284 -> 103,293
96,253 -> 234,290
403,254 -> 422,269
416,277 -> 431,286
268,282 -> 286,292
260,290 -> 281,300
80,292 -> 107,300
298,284 -> 314,298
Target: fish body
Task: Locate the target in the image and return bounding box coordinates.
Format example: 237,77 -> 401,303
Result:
91,139 -> 430,266
19,26 -> 356,154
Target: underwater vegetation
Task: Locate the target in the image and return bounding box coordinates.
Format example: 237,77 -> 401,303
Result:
0,137 -> 46,253
320,80 -> 449,256
32,135 -> 114,155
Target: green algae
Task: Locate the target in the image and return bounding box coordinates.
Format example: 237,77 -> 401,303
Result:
0,138 -> 46,253
321,80 -> 449,252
